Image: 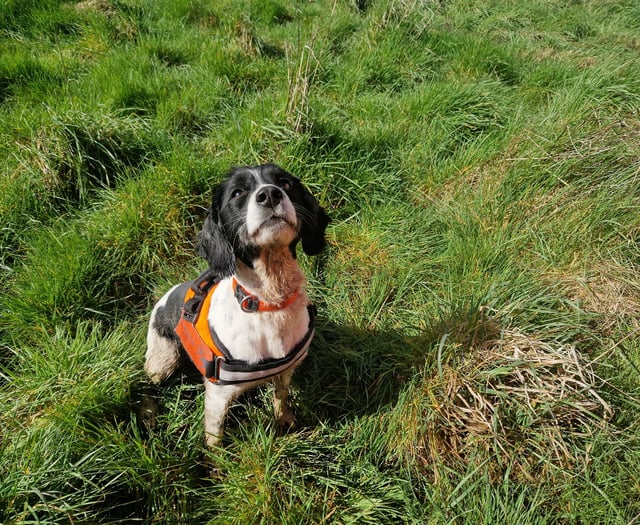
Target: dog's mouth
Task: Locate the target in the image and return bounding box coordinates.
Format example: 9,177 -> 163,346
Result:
251,214 -> 296,238
269,213 -> 293,225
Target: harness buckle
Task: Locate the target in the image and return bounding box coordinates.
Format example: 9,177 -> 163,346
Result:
204,355 -> 223,381
182,297 -> 200,323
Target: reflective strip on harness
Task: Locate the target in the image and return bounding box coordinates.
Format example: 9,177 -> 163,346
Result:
216,330 -> 313,385
174,273 -> 314,385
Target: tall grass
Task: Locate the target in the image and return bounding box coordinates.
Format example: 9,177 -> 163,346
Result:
1,0 -> 639,523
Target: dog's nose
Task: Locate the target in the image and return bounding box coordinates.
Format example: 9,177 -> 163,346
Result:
255,186 -> 283,208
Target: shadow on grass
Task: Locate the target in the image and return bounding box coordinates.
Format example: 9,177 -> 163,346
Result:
297,317 -> 429,426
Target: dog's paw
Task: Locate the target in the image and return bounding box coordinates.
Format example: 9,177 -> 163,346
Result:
275,405 -> 298,433
205,431 -> 224,449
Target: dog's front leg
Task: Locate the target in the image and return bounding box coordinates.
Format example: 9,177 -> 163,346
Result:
273,369 -> 297,430
203,381 -> 242,448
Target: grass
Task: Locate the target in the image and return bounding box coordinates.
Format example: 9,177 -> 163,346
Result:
1,0 -> 639,522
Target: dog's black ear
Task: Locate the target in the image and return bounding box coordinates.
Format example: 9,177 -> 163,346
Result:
197,190 -> 236,277
299,187 -> 330,256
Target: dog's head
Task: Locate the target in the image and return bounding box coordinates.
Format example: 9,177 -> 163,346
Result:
197,163 -> 330,276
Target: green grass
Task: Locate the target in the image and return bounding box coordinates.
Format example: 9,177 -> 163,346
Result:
1,0 -> 640,522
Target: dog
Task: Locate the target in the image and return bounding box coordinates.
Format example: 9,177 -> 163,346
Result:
144,163 -> 329,447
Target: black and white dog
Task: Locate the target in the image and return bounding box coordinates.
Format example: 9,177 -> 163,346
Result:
144,163 -> 329,447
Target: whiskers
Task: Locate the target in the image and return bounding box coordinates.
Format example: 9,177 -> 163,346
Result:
292,202 -> 316,229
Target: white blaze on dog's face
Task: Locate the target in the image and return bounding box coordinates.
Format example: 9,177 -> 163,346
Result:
197,164 -> 330,277
245,180 -> 298,247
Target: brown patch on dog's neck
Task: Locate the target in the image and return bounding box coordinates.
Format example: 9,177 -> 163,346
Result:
235,247 -> 306,305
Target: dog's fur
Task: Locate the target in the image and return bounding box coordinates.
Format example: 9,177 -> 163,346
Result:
144,163 -> 329,447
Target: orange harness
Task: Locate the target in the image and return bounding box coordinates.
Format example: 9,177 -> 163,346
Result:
174,271 -> 315,385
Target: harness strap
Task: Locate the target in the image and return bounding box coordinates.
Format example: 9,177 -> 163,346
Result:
174,271 -> 315,385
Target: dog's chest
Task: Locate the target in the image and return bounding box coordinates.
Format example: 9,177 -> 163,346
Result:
207,280 -> 310,364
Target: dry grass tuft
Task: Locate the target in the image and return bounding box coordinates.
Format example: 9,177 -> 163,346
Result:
285,36 -> 319,134
570,263 -> 640,334
375,0 -> 436,36
234,17 -> 266,57
74,0 -> 118,18
73,0 -> 137,40
411,312 -> 613,482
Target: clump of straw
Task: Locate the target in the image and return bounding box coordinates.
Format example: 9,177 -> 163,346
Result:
394,313 -> 613,482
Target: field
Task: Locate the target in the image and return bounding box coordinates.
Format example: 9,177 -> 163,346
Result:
1,0 -> 640,523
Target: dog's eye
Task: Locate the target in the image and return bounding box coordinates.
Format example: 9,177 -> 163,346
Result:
278,178 -> 292,191
231,189 -> 245,199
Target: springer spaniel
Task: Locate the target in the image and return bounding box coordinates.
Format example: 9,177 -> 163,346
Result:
144,163 -> 329,447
